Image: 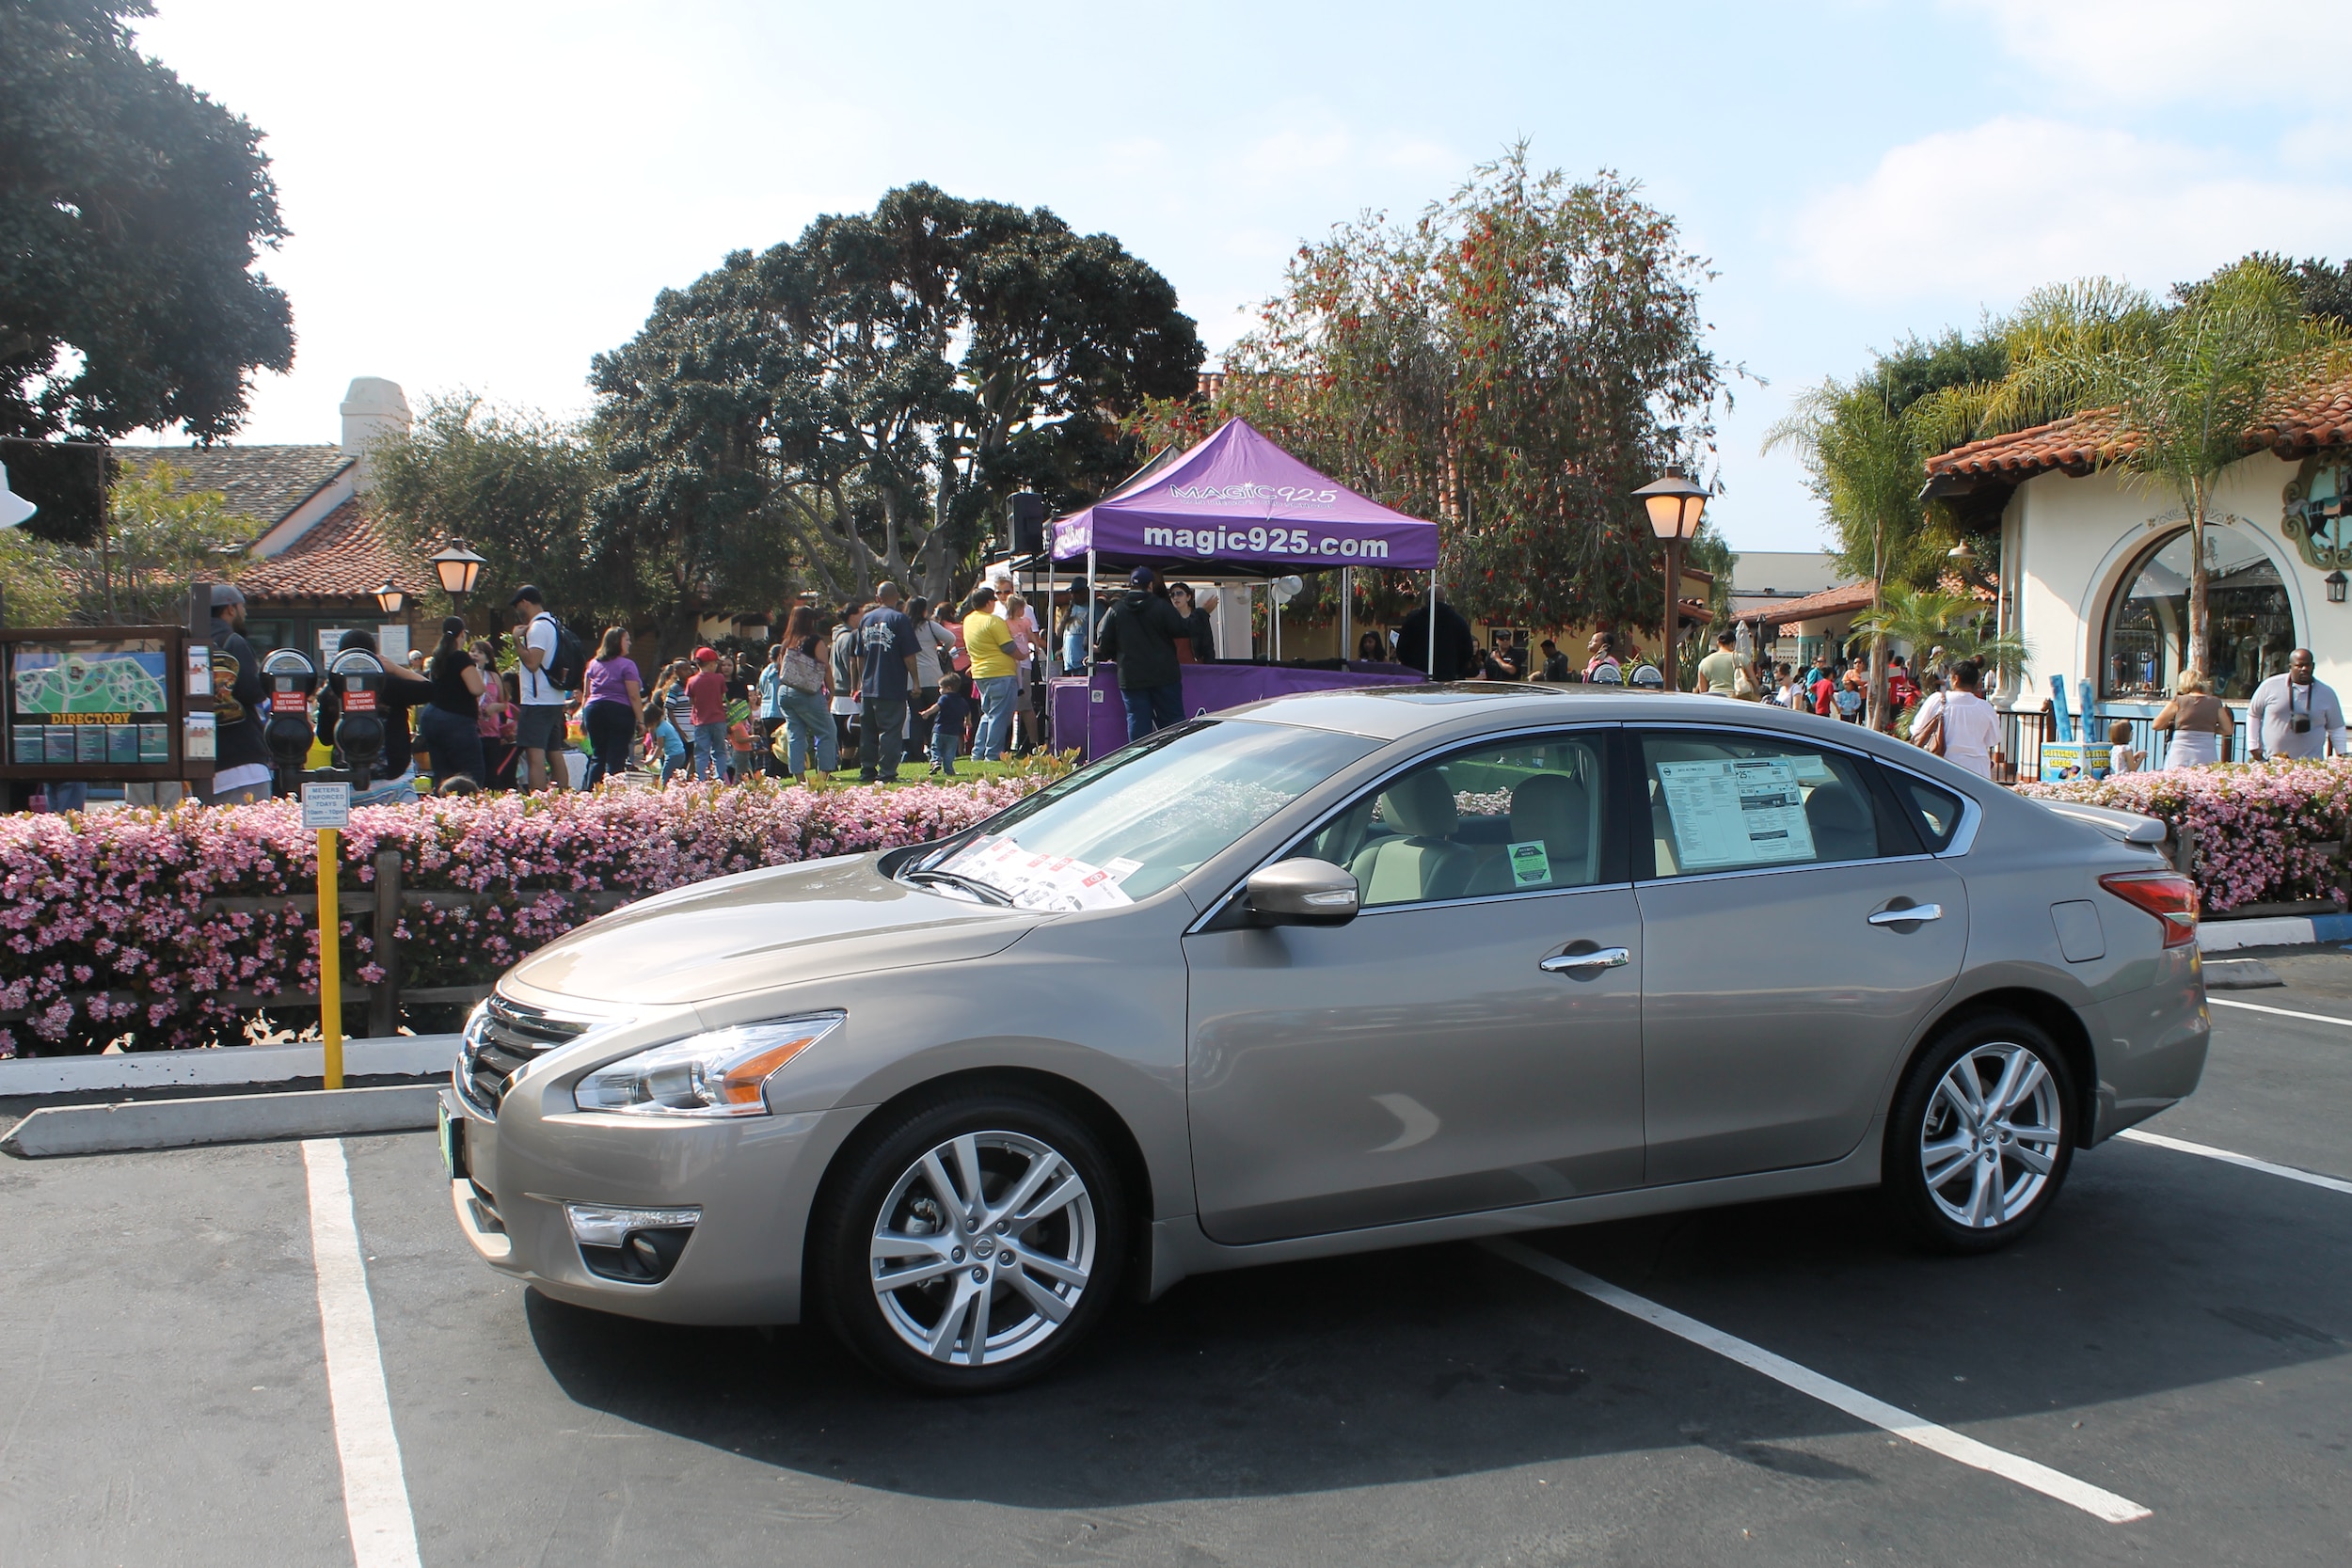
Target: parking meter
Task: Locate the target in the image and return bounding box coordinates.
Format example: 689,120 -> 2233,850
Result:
262,648 -> 318,788
327,647 -> 388,789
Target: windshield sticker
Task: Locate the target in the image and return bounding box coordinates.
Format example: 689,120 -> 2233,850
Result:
1505,841 -> 1553,888
1104,857 -> 1144,881
946,835 -> 1135,911
1656,757 -> 1817,871
1789,753 -> 1833,782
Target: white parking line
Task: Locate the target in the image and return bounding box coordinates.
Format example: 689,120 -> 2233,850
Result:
302,1139 -> 423,1568
1483,1239 -> 2153,1525
2207,997 -> 2352,1029
2116,1128 -> 2352,1197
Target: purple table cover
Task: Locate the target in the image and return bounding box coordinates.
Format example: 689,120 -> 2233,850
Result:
1050,419 -> 1438,576
1050,663 -> 1424,761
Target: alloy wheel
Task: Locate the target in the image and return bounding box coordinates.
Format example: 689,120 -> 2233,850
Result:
1917,1041 -> 2064,1228
867,1130 -> 1097,1368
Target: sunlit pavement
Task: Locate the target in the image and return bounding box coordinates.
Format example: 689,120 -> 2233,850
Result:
6,964 -> 2349,1567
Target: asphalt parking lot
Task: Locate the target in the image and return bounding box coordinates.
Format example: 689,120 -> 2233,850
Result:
6,958 -> 2350,1567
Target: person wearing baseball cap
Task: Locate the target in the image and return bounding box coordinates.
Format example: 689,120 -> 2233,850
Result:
207,582 -> 272,805
686,646 -> 728,781
510,583 -> 567,789
1093,565 -> 1194,739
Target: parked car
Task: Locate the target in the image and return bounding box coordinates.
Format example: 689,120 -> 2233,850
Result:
440,686 -> 2209,1392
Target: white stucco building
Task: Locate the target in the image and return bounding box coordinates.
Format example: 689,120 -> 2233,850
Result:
1924,378 -> 2352,759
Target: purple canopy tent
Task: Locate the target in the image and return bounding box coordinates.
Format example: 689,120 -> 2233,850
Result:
1045,420 -> 1445,756
1052,418 -> 1438,576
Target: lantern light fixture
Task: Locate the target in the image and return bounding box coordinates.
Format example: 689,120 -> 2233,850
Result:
429,539 -> 487,602
2327,569 -> 2346,605
373,578 -> 408,617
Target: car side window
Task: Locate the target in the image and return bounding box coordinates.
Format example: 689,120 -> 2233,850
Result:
1289,734 -> 1611,909
1890,772 -> 1966,851
1639,731 -> 1883,878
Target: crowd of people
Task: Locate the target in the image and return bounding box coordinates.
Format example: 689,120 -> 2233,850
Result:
186,564 -> 2352,808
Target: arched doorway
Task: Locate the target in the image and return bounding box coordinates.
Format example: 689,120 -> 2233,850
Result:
2100,527 -> 2295,701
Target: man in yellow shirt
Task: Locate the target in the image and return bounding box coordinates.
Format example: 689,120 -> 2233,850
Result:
961,585 -> 1020,760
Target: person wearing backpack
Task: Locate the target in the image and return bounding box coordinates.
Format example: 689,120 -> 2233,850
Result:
509,584 -> 583,790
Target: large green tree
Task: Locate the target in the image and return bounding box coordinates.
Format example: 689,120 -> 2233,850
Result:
589,183 -> 1202,611
366,396 -> 635,644
1,1 -> 294,441
1140,148 -> 1729,637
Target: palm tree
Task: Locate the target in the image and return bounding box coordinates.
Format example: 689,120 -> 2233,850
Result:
1764,382 -> 1948,728
1850,587 -> 2029,686
1966,262 -> 2352,673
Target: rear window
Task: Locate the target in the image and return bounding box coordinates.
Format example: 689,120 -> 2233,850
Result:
1892,774 -> 1966,851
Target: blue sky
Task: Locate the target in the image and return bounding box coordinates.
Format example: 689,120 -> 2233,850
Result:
135,0 -> 2352,553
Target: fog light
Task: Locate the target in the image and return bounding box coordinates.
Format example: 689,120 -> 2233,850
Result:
565,1202 -> 699,1284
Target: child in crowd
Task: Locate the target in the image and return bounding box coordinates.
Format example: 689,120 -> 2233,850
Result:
922,672 -> 972,776
2106,719 -> 2146,774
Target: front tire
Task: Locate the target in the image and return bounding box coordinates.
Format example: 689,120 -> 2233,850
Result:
1883,1012 -> 2075,1254
811,1090 -> 1128,1393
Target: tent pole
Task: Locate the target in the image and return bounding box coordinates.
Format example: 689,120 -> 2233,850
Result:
1340,566 -> 1353,663
1426,569 -> 1438,677
1085,548 -> 1096,675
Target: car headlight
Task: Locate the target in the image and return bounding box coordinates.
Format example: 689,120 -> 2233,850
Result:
571,1013 -> 844,1117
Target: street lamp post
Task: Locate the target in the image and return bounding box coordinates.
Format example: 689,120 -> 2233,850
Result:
1633,469 -> 1708,693
427,540 -> 486,604
372,578 -> 409,618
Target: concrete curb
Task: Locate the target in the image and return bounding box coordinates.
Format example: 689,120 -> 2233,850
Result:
2199,912 -> 2352,953
0,1085 -> 441,1158
0,1033 -> 460,1097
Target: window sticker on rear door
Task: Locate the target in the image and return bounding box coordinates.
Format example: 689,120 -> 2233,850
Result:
1655,757 -> 1816,871
1506,840 -> 1553,888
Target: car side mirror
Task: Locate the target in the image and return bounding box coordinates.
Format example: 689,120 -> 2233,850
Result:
1246,858 -> 1359,927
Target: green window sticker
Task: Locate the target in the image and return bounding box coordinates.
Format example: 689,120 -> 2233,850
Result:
1507,840 -> 1552,888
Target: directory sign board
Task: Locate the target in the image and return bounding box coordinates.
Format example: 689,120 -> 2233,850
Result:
0,626 -> 196,783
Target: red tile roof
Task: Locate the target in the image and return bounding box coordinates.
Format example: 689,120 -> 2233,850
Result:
237,499 -> 421,604
1751,579 -> 1876,626
1926,372 -> 2352,484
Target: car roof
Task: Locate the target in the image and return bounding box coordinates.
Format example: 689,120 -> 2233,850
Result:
1224,682 -> 1844,743
1221,681 -> 2010,795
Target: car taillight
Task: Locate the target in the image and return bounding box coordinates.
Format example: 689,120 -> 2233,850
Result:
2100,871 -> 2199,948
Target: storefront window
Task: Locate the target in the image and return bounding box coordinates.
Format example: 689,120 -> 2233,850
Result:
2101,528 -> 2294,701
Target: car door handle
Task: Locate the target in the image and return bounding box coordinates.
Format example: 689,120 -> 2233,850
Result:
1540,946 -> 1630,974
1867,903 -> 1944,926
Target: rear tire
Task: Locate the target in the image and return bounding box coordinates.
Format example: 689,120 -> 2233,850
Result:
810,1089 -> 1128,1394
1883,1012 -> 2075,1254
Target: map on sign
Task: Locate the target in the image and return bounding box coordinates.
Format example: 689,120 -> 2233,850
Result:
12,643 -> 170,719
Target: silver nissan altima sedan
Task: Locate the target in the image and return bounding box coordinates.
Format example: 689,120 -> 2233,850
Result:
440,686 -> 2209,1392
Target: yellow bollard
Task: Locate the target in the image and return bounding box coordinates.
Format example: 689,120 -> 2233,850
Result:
318,826 -> 342,1089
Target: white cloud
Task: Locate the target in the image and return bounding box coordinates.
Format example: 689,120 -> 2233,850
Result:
1945,0 -> 2342,103
1784,115 -> 2352,305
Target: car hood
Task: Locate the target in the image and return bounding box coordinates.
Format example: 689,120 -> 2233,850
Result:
501,854 -> 1042,1006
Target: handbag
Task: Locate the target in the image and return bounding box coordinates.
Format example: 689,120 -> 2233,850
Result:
781,644 -> 825,693
1915,702 -> 1947,755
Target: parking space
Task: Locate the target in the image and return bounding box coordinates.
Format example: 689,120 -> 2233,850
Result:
7,977 -> 2352,1567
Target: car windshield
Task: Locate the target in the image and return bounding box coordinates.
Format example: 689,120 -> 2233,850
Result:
910,721 -> 1377,909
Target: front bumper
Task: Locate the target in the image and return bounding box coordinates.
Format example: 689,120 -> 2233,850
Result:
442,1072 -> 871,1326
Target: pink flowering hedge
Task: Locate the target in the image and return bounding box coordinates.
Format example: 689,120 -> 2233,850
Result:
0,777 -> 1042,1056
2020,758 -> 2352,915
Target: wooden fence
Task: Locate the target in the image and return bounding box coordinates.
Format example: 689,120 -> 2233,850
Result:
0,850 -> 631,1037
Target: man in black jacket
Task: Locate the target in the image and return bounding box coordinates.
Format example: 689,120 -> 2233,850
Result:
1094,566 -> 1194,739
1394,586 -> 1478,680
207,584 -> 272,804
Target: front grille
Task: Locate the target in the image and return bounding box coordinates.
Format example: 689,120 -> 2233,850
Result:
460,995 -> 591,1114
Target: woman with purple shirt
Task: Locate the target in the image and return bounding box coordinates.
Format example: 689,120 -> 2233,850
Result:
581,626 -> 645,785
